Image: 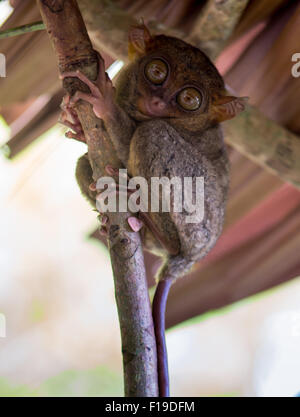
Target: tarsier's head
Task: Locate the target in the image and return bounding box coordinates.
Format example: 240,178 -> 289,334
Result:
115,24 -> 247,128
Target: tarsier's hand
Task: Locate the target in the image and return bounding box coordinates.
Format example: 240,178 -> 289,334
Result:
59,94 -> 86,142
59,53 -> 115,120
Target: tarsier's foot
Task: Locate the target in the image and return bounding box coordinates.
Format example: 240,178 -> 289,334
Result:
102,166 -> 177,252
98,214 -> 143,235
104,166 -> 143,232
92,166 -> 174,247
59,53 -> 115,120
92,166 -> 144,234
59,94 -> 86,143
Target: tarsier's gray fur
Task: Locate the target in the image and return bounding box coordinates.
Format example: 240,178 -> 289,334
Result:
77,34 -> 231,283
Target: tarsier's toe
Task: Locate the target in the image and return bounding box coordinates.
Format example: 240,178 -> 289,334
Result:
101,215 -> 109,225
99,226 -> 108,236
98,214 -> 109,236
105,165 -> 130,182
60,94 -> 70,110
65,131 -> 75,139
65,131 -> 86,143
128,216 -> 143,232
105,165 -> 122,178
89,182 -> 97,192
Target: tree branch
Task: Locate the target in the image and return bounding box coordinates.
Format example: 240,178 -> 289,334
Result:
36,0 -> 158,397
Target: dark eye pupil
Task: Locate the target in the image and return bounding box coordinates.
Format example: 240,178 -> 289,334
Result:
145,59 -> 168,84
177,88 -> 201,111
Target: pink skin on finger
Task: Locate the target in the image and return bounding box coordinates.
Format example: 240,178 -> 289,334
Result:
89,182 -> 97,192
65,131 -> 86,143
128,216 -> 143,232
60,55 -> 115,120
60,94 -> 86,142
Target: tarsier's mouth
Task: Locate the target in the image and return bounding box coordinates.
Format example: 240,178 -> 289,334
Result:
133,106 -> 153,120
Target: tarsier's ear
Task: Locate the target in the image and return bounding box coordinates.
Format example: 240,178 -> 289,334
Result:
128,23 -> 152,60
212,94 -> 249,123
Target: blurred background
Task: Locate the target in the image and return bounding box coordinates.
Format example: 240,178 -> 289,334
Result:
0,0 -> 300,397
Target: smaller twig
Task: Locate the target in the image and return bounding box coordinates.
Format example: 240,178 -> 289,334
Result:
0,21 -> 45,39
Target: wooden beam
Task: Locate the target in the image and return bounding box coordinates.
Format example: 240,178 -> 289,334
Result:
188,0 -> 250,59
224,105 -> 300,189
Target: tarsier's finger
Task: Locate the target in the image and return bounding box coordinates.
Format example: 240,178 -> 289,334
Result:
62,109 -> 80,126
60,70 -> 101,98
95,53 -> 107,87
60,119 -> 76,130
105,72 -> 114,91
65,131 -> 86,143
70,91 -> 98,108
94,52 -> 114,95
235,96 -> 249,112
60,94 -> 70,110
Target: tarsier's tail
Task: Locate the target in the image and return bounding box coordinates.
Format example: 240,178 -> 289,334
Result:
152,255 -> 194,396
152,279 -> 172,397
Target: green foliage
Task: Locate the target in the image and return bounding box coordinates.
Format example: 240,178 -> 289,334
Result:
0,378 -> 37,397
0,366 -> 123,397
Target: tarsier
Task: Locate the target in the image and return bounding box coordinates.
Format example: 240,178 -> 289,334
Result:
60,24 -> 247,397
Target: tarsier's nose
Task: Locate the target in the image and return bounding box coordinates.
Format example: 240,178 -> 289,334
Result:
149,96 -> 166,112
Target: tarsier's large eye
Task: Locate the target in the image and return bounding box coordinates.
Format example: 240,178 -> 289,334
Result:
145,59 -> 168,84
177,88 -> 202,111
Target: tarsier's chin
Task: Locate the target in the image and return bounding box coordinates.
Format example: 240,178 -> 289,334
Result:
115,23 -> 248,127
